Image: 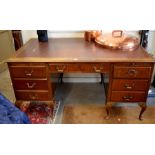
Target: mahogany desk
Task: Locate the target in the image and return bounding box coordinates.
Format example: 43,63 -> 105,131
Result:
7,38 -> 155,120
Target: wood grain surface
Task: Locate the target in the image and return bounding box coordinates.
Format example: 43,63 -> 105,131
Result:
7,38 -> 155,63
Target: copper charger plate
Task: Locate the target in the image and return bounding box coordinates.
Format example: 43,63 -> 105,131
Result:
95,32 -> 140,51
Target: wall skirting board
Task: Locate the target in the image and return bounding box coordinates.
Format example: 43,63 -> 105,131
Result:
57,73 -> 109,83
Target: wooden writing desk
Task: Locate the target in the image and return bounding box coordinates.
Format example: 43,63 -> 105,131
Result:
7,38 -> 155,120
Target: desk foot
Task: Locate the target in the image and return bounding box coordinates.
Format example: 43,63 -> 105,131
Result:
104,115 -> 111,120
105,102 -> 114,120
138,102 -> 147,120
15,100 -> 22,108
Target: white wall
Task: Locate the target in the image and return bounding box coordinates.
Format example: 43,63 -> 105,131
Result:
21,30 -> 37,44
22,30 -> 140,44
147,31 -> 155,55
22,30 -> 83,44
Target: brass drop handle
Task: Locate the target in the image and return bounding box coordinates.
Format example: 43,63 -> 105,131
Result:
26,82 -> 36,89
128,69 -> 138,75
124,84 -> 134,89
93,66 -> 103,73
56,66 -> 66,72
122,96 -> 133,101
29,94 -> 38,100
25,70 -> 34,76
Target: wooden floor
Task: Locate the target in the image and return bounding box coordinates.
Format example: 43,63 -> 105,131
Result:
62,104 -> 155,124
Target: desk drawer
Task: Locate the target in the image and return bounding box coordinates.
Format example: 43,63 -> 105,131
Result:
111,91 -> 146,102
113,66 -> 152,79
9,66 -> 47,78
112,79 -> 148,91
80,63 -> 110,73
13,79 -> 48,90
15,91 -> 50,101
49,63 -> 110,73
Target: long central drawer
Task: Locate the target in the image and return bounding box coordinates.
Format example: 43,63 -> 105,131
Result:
49,63 -> 110,73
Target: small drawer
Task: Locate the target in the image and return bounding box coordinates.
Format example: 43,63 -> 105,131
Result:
111,91 -> 146,102
15,91 -> 50,101
49,64 -> 68,73
13,79 -> 49,90
9,66 -> 47,78
112,79 -> 148,91
80,63 -> 110,73
113,66 -> 152,79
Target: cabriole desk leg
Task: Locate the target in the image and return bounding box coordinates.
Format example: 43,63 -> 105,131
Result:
138,102 -> 147,120
105,102 -> 114,120
15,100 -> 23,108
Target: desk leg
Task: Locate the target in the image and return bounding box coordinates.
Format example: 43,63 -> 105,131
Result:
105,102 -> 114,120
138,102 -> 147,120
59,73 -> 64,84
15,100 -> 23,108
100,73 -> 104,84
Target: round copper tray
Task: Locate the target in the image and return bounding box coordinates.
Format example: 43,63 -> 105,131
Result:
95,31 -> 140,51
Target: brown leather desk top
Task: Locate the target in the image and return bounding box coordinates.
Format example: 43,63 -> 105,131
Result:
7,38 -> 155,63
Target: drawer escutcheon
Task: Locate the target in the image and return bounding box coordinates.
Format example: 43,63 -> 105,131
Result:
122,96 -> 133,101
55,65 -> 66,72
24,70 -> 34,77
127,69 -> 138,76
93,66 -> 104,73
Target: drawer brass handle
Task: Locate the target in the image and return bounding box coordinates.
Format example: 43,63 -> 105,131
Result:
29,94 -> 38,100
26,82 -> 36,89
128,69 -> 138,76
124,84 -> 133,89
122,96 -> 133,101
25,70 -> 34,76
56,66 -> 66,72
93,66 -> 103,73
